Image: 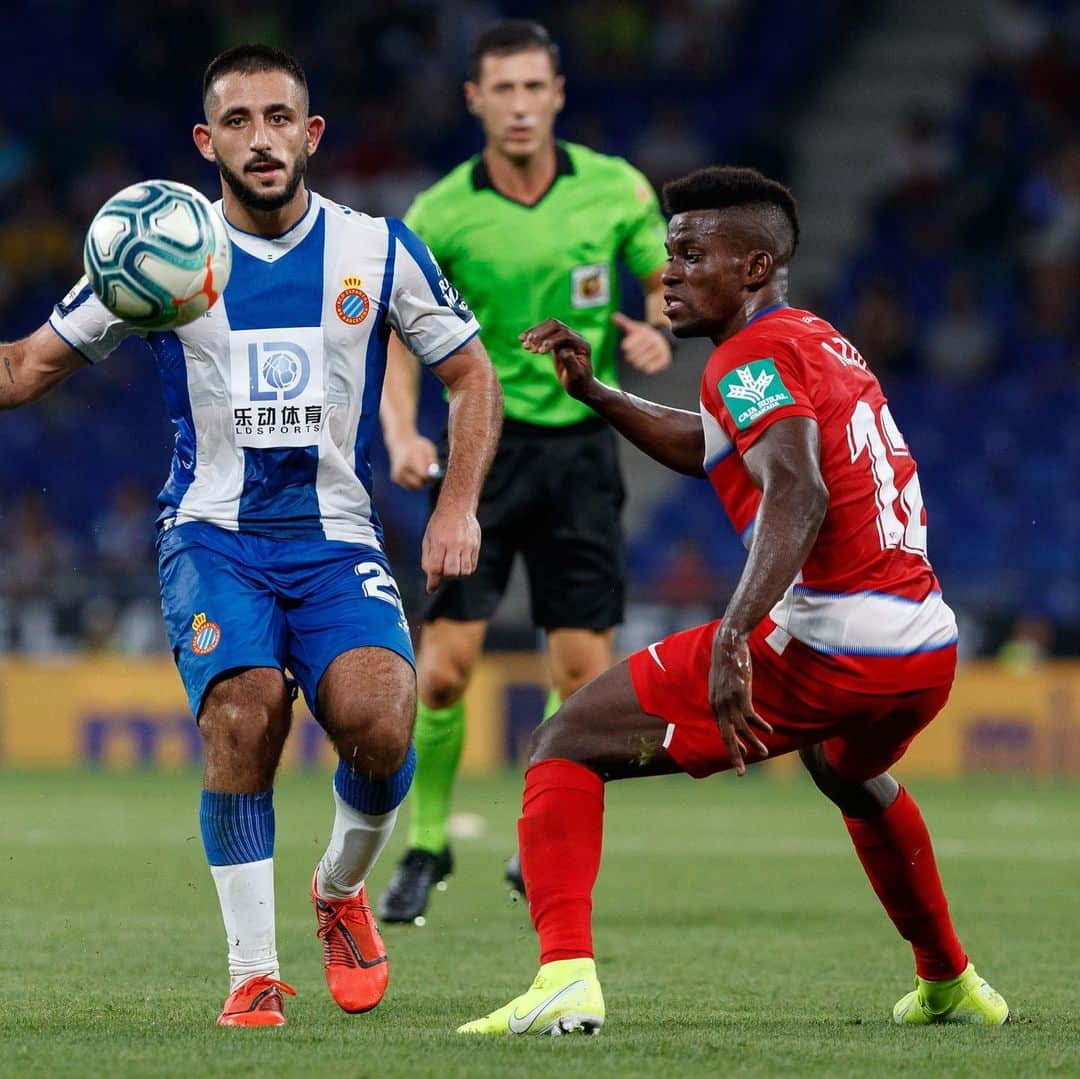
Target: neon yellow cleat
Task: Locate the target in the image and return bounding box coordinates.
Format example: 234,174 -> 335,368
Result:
893,963 -> 1009,1025
457,957 -> 605,1036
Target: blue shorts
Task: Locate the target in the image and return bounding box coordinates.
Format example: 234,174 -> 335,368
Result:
157,522 -> 415,720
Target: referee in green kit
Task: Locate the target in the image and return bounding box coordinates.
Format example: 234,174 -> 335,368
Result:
378,20 -> 672,922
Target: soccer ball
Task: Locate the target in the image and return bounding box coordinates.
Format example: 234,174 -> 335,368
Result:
83,180 -> 231,331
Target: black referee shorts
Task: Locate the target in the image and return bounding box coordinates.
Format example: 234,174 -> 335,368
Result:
424,417 -> 625,631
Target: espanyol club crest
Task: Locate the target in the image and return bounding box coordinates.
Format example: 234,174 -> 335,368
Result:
191,612 -> 221,655
335,275 -> 370,325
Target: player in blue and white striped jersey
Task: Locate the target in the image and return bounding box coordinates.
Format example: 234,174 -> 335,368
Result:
0,44 -> 503,1027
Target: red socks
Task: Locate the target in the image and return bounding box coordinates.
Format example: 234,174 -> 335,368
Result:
844,785 -> 967,981
519,759 -> 604,964
519,764 -> 966,979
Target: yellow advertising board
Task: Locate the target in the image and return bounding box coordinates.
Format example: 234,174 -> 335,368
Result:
1,655 -> 1078,775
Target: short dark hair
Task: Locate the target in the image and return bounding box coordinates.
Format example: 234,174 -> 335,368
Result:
469,20 -> 561,82
663,166 -> 800,262
202,44 -> 309,120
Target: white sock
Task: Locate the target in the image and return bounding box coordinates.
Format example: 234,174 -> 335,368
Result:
316,788 -> 398,899
209,858 -> 279,991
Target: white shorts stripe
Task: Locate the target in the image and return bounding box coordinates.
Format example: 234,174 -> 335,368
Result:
769,585 -> 957,657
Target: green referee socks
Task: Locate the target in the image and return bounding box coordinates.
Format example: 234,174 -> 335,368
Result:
407,700 -> 466,854
542,688 -> 561,723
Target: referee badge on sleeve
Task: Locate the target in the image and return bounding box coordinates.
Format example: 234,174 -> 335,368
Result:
571,264 -> 610,309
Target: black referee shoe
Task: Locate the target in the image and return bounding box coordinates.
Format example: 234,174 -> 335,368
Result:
376,846 -> 453,923
504,850 -> 526,900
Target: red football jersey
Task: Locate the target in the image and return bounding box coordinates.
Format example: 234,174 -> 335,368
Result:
699,305 -> 957,691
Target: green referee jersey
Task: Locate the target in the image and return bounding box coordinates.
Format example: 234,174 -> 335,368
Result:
405,141 -> 668,427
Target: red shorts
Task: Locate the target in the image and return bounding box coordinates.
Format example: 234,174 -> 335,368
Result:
628,620 -> 955,781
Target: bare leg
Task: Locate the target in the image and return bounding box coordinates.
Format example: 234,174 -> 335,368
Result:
530,658 -> 681,780
319,646 -> 416,780
199,667 -> 292,792
416,617 -> 487,710
799,743 -> 898,818
546,626 -> 616,703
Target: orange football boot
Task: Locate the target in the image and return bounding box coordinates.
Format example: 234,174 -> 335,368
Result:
311,868 -> 390,1013
217,974 -> 296,1027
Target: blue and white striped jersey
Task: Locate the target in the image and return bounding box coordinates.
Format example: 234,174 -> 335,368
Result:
50,192 -> 480,547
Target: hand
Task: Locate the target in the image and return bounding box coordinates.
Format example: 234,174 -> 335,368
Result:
613,312 -> 672,375
520,318 -> 595,399
388,433 -> 440,490
421,500 -> 481,594
707,624 -> 773,776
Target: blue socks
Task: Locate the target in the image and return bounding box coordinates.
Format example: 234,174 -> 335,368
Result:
333,744 -> 417,816
198,749 -> 416,868
199,789 -> 275,866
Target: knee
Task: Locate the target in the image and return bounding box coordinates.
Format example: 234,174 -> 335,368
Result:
200,699 -> 288,762
418,649 -> 472,709
799,744 -> 898,817
552,650 -> 609,701
553,666 -> 590,701
333,709 -> 412,781
799,743 -> 852,800
798,744 -> 828,783
527,708 -> 576,768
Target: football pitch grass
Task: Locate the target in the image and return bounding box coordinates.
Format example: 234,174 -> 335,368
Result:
1,769 -> 1077,1078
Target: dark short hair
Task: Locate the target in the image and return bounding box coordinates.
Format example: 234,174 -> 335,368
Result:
663,166 -> 800,260
469,20 -> 561,82
202,44 -> 309,120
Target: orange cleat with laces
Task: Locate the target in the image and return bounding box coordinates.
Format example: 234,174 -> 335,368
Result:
311,867 -> 390,1013
217,974 -> 296,1027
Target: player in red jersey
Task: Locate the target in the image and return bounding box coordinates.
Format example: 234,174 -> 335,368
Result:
458,166 -> 1009,1036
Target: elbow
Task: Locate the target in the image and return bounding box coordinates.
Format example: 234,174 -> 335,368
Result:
482,363 -> 505,416
804,478 -> 829,532
483,357 -> 503,397
812,481 -> 825,531
768,470 -> 828,533
686,433 -> 707,478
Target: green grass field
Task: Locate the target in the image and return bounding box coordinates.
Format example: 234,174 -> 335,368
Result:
1,769 -> 1077,1078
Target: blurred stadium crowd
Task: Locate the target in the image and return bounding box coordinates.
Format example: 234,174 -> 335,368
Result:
0,0 -> 1076,658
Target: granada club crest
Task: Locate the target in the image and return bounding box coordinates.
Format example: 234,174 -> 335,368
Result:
191,612 -> 221,655
335,276 -> 370,325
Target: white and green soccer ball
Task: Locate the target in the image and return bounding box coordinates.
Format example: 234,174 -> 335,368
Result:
83,180 -> 231,330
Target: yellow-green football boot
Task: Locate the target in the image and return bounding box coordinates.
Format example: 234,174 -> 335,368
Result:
457,958 -> 604,1036
893,963 -> 1009,1025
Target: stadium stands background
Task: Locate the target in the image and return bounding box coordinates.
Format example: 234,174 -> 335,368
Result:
1,0 -> 1076,665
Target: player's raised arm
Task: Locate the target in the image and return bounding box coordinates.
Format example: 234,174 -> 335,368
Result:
0,323 -> 87,411
421,337 -> 502,593
521,317 -> 704,477
380,334 -> 441,490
